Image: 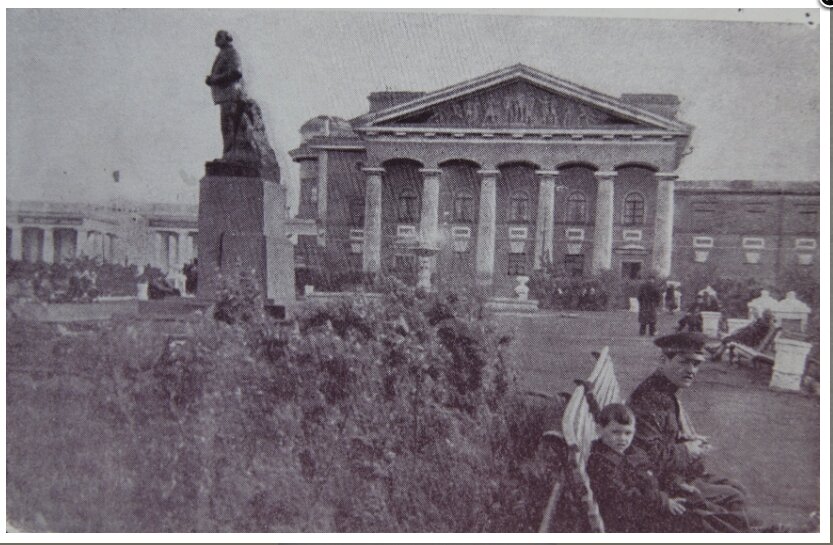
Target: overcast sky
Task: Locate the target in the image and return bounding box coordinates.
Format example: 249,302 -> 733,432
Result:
6,9 -> 820,210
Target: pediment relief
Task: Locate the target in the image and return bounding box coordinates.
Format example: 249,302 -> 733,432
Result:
386,80 -> 645,130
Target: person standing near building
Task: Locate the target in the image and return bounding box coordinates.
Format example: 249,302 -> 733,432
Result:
637,275 -> 662,336
665,283 -> 678,313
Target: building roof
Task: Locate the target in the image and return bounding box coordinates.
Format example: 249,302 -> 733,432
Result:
351,63 -> 692,134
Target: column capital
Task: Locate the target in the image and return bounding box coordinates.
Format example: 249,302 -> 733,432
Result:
477,169 -> 501,177
418,168 -> 443,176
361,167 -> 386,174
535,170 -> 560,177
655,172 -> 679,181
595,171 -> 618,180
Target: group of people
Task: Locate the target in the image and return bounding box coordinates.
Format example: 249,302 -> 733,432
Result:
636,277 -> 722,337
553,283 -> 610,311
586,332 -> 751,532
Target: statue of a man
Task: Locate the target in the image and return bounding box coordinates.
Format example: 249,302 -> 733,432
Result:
205,30 -> 246,154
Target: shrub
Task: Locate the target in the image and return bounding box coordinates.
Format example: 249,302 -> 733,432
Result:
7,270 -> 567,532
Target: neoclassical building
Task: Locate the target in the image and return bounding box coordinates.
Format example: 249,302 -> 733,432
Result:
6,199 -> 198,274
289,64 -> 819,295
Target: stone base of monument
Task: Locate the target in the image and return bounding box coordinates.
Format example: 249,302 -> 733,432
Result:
484,297 -> 539,313
197,173 -> 295,315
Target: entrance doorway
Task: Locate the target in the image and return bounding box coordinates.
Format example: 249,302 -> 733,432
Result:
621,260 -> 642,280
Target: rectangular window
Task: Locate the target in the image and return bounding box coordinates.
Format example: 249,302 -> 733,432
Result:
795,238 -> 817,250
565,228 -> 584,241
349,197 -> 365,227
507,253 -> 527,276
742,237 -> 765,249
693,236 -> 714,248
622,229 -> 642,242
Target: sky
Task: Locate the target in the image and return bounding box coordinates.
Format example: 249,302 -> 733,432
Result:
5,9 -> 821,211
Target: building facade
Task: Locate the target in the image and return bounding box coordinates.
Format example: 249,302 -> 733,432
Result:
6,199 -> 198,274
289,64 -> 819,295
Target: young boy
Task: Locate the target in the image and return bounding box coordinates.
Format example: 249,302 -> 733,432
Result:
586,403 -> 687,532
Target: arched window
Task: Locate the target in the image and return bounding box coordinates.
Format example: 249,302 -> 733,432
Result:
398,189 -> 419,223
453,191 -> 474,223
566,191 -> 587,223
509,190 -> 530,222
623,192 -> 645,226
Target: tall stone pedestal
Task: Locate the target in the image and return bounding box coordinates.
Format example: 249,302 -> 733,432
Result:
197,171 -> 295,313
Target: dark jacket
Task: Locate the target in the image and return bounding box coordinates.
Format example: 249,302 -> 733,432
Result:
586,440 -> 668,532
637,281 -> 662,323
628,371 -> 704,488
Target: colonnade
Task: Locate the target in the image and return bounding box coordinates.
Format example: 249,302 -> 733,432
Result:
360,164 -> 677,283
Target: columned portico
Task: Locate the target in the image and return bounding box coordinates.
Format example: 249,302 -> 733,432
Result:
591,171 -> 617,274
652,173 -> 677,277
534,170 -> 557,269
475,169 -> 499,284
418,168 -> 442,249
362,167 -> 385,273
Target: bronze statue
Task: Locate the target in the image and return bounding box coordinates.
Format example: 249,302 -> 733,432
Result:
204,30 -> 279,180
206,30 -> 246,154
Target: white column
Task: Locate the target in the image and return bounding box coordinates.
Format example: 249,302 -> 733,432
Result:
102,232 -> 111,263
591,171 -> 617,274
534,170 -> 558,269
180,230 -> 193,265
11,226 -> 23,260
418,168 -> 442,249
652,173 -> 677,278
78,230 -> 90,257
156,231 -> 167,269
43,228 -> 55,264
189,232 -> 199,259
317,152 -> 329,246
168,232 -> 179,273
476,169 -> 499,285
362,167 -> 385,273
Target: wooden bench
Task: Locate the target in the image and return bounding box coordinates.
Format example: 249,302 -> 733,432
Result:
727,326 -> 781,369
538,346 -> 621,533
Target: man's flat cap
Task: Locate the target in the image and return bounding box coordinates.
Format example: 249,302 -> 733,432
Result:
654,332 -> 708,354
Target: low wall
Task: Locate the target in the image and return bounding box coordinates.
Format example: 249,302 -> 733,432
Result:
8,299 -> 140,322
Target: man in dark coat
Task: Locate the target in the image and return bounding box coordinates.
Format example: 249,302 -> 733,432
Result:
677,294 -> 706,332
637,276 -> 662,336
628,332 -> 750,532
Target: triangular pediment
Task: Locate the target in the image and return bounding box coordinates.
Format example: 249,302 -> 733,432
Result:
353,64 -> 690,133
